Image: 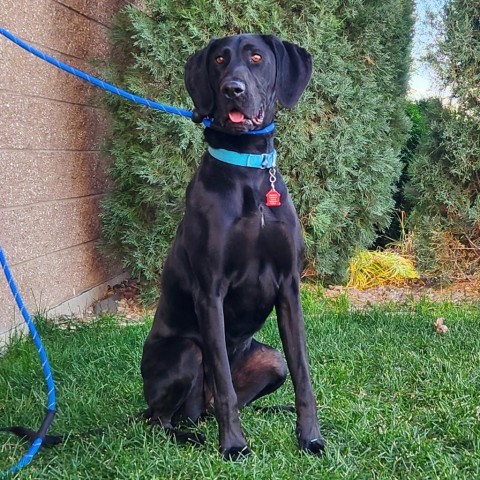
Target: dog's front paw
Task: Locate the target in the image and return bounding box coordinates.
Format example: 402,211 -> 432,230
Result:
299,435 -> 325,456
221,445 -> 251,461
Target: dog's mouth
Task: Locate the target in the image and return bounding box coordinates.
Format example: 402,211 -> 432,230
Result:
226,108 -> 265,129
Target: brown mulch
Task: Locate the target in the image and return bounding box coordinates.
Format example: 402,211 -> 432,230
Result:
324,276 -> 480,309
69,279 -> 153,325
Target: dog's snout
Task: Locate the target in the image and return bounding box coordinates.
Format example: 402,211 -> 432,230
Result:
221,80 -> 246,99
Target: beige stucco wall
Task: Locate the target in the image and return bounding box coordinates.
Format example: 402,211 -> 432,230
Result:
0,1 -> 130,342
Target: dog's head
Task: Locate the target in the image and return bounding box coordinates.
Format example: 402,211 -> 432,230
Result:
185,34 -> 312,134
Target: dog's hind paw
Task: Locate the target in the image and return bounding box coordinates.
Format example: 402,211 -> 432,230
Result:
166,428 -> 205,446
183,431 -> 206,446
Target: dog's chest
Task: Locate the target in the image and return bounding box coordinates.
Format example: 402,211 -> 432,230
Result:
219,207 -> 301,334
224,202 -> 300,278
185,170 -> 303,278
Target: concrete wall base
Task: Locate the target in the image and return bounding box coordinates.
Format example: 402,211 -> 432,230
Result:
0,271 -> 129,352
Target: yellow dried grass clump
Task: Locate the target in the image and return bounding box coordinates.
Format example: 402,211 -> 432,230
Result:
347,250 -> 419,290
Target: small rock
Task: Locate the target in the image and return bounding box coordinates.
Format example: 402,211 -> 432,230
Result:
93,293 -> 121,315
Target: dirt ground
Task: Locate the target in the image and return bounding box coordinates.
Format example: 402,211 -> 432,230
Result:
85,276 -> 480,324
323,277 -> 480,308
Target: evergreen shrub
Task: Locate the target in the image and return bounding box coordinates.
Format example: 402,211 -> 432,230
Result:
405,0 -> 480,275
101,0 -> 414,298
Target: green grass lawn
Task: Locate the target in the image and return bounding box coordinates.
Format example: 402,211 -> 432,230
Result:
1,295 -> 479,479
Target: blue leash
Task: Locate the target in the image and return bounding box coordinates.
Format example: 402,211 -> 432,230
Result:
0,247 -> 57,477
0,27 -> 275,136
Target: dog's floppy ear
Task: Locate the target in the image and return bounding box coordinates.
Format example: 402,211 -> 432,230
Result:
262,35 -> 312,108
184,41 -> 215,117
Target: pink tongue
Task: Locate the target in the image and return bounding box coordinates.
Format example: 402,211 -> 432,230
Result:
229,111 -> 245,123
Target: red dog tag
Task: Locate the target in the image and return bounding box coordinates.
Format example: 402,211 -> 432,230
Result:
266,188 -> 281,207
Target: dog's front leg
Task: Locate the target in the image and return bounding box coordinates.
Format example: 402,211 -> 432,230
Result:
276,276 -> 325,455
195,293 -> 250,459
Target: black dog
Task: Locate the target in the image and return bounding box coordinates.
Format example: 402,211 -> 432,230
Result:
141,34 -> 324,459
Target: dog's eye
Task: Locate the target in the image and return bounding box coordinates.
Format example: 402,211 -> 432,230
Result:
215,56 -> 225,64
251,54 -> 262,63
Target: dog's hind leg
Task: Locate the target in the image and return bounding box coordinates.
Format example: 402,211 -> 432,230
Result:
231,339 -> 288,408
141,336 -> 205,445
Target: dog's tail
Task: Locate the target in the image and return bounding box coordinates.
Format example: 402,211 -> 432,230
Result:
0,426 -> 64,447
0,414 -> 141,448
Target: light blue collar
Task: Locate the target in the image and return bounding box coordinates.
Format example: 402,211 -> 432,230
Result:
208,147 -> 277,169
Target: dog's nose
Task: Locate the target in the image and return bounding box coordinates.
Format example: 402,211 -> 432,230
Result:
221,80 -> 246,99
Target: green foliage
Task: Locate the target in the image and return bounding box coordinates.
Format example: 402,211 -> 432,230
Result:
405,1 -> 480,273
376,101 -> 427,246
429,0 -> 480,115
101,0 -> 414,294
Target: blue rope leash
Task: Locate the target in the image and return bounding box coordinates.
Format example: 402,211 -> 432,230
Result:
0,27 -> 275,135
0,246 -> 57,478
